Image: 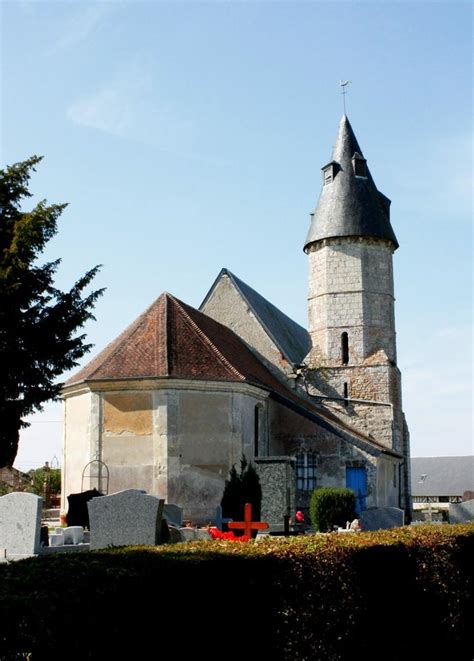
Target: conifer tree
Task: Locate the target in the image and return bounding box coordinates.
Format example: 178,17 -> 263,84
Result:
221,455 -> 262,522
240,456 -> 262,521
0,156 -> 104,467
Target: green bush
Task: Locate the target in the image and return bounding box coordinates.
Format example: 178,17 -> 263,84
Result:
310,486 -> 356,531
0,525 -> 472,659
0,525 -> 473,659
29,467 -> 61,496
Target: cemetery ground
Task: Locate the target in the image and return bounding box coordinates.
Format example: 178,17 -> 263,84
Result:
0,524 -> 472,660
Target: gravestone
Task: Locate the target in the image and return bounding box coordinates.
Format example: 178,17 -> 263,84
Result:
168,525 -> 185,543
359,507 -> 404,531
179,527 -> 197,542
449,499 -> 474,523
0,492 -> 42,558
163,504 -> 183,528
88,489 -> 164,550
62,526 -> 84,545
178,527 -> 211,542
228,503 -> 269,538
214,505 -> 232,531
67,489 -> 103,528
255,457 -> 295,531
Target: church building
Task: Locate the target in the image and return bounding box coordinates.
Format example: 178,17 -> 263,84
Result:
62,115 -> 411,522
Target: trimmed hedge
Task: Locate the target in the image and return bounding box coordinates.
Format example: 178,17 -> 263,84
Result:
0,525 -> 472,660
310,486 -> 356,531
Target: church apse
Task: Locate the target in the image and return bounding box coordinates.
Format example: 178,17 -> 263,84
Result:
101,392 -> 154,495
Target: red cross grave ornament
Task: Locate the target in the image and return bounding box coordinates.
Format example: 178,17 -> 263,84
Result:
228,503 -> 269,538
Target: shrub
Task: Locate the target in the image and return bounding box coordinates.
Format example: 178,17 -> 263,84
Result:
221,455 -> 261,522
310,486 -> 355,531
0,525 -> 472,660
29,467 -> 61,496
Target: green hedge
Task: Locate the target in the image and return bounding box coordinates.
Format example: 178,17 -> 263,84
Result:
310,486 -> 356,531
0,525 -> 472,660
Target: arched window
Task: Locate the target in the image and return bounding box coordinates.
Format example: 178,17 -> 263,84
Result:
296,453 -> 317,491
341,332 -> 349,365
254,405 -> 259,457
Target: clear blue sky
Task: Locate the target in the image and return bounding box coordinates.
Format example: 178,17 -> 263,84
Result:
1,1 -> 472,470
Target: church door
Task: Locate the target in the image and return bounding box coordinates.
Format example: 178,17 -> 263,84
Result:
346,467 -> 367,513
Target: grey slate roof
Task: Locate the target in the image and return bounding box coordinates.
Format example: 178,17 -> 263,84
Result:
200,268 -> 311,366
304,115 -> 398,251
411,456 -> 474,497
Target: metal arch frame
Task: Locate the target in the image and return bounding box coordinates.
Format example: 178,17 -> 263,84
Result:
81,459 -> 110,495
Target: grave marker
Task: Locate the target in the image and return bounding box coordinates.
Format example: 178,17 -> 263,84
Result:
228,503 -> 269,538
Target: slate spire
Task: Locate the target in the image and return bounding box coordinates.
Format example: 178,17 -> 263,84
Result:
304,115 -> 398,251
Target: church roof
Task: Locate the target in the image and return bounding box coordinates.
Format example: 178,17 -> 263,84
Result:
66,292 -> 306,389
200,269 -> 311,366
67,292 -> 399,458
304,115 -> 398,251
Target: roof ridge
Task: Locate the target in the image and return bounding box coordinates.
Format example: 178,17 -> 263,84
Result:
169,294 -> 246,381
162,292 -> 169,376
221,269 -> 309,366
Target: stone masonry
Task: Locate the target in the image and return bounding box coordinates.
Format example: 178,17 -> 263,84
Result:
307,237 -> 396,366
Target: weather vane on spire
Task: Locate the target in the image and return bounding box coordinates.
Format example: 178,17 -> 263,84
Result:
340,80 -> 352,114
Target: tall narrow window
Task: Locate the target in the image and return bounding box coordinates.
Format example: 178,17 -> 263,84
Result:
296,453 -> 317,491
343,382 -> 348,402
341,332 -> 349,365
254,405 -> 259,457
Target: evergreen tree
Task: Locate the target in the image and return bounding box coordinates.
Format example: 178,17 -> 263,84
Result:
0,156 -> 104,466
221,464 -> 243,521
240,456 -> 262,521
221,455 -> 262,522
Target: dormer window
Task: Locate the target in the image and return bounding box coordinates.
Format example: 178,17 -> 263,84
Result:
352,153 -> 367,178
322,161 -> 337,186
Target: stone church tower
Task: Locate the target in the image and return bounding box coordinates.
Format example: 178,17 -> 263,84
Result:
303,115 -> 410,505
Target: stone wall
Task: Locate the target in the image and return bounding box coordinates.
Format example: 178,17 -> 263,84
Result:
255,457 -> 295,528
302,365 -> 404,451
268,400 -> 388,511
102,391 -> 155,495
201,273 -> 295,381
62,389 -> 95,510
63,380 -> 269,525
307,237 -> 396,366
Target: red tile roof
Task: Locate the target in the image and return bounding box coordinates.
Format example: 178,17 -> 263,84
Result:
67,292 -> 281,388
66,292 -> 400,457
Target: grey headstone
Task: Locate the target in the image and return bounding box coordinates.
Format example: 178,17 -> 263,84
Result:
195,529 -> 211,541
214,505 -> 232,531
179,527 -> 197,542
0,492 -> 42,557
255,457 -> 295,530
168,525 -> 185,543
63,526 -> 83,545
178,527 -> 211,542
163,504 -> 183,528
49,533 -> 64,547
359,507 -> 404,531
449,499 -> 474,523
88,489 -> 164,550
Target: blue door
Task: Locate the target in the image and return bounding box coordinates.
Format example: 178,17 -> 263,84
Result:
346,467 -> 367,513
